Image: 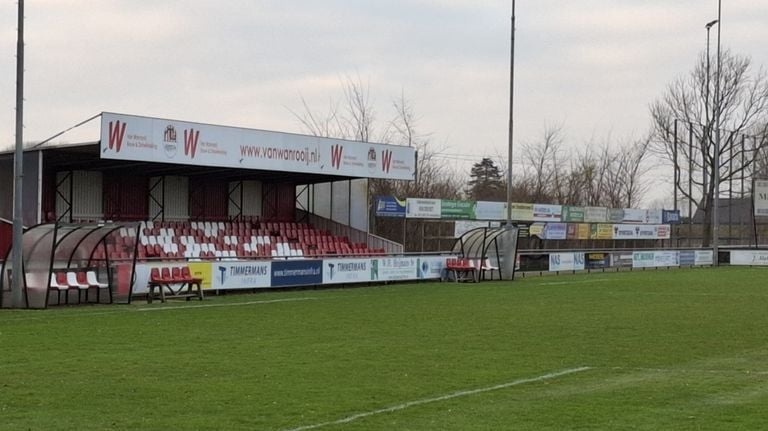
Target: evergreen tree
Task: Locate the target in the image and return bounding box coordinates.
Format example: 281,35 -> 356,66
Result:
466,158 -> 505,201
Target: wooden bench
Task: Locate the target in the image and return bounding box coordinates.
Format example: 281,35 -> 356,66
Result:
147,266 -> 204,303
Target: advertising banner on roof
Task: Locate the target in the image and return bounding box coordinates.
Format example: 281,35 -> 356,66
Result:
100,112 -> 416,180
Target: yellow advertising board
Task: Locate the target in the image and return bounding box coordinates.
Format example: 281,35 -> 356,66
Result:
188,262 -> 213,289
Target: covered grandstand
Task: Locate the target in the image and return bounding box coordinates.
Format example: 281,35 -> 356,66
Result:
0,112 -> 473,308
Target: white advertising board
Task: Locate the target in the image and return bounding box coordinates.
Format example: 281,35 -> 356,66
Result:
632,251 -> 679,268
212,261 -> 272,289
533,204 -> 562,222
755,180 -> 768,216
417,256 -> 448,279
474,201 -> 506,220
612,224 -> 671,240
372,257 -> 419,281
645,209 -> 663,224
322,258 -> 371,284
730,250 -> 768,265
100,112 -> 416,180
621,208 -> 648,224
694,250 -> 714,266
549,252 -> 585,271
583,207 -> 608,223
406,198 -> 441,218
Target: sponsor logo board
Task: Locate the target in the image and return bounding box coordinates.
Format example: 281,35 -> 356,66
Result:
271,260 -> 322,287
323,258 -> 371,284
213,262 -> 271,289
549,252 -> 585,271
100,112 -> 415,180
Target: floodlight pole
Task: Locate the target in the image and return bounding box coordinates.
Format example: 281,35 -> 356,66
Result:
712,0 -> 722,265
11,0 -> 25,307
505,0 -> 515,229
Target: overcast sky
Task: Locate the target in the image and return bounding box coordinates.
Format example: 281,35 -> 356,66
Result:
2,1 -> 767,203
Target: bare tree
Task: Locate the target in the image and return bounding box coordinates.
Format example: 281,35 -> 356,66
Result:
650,49 -> 768,245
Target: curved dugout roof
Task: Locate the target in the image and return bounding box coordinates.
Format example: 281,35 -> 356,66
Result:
452,226 -> 519,259
0,222 -> 138,309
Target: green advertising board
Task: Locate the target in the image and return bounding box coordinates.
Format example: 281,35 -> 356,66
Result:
441,199 -> 475,219
562,206 -> 585,222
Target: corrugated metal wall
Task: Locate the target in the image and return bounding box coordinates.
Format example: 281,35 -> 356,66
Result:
150,176 -> 190,221
263,183 -> 295,221
73,171 -> 103,220
104,173 -> 149,221
241,180 -> 263,218
56,171 -> 104,221
189,177 -> 227,220
55,172 -> 72,221
349,178 -> 369,232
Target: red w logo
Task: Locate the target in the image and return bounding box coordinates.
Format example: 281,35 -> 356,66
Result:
381,150 -> 393,173
184,129 -> 200,158
108,121 -> 126,152
330,145 -> 343,169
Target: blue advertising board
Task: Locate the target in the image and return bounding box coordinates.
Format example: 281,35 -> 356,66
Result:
662,209 -> 681,224
375,196 -> 407,217
271,260 -> 323,287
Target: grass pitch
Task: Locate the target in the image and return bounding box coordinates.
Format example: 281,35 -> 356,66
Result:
1,267 -> 767,430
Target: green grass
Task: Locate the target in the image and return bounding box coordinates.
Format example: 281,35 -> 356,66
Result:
2,267 -> 768,430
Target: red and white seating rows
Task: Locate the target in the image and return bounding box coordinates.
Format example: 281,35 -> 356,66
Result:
97,220 -> 386,261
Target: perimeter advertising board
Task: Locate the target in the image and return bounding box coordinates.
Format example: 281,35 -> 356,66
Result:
323,258 -> 371,284
730,250 -> 768,265
213,261 -> 271,289
271,260 -> 322,287
549,252 -> 585,271
101,112 -> 416,180
632,251 -> 679,268
417,256 -> 448,279
372,257 -> 419,281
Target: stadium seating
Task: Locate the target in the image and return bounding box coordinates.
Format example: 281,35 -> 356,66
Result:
102,219 -> 386,262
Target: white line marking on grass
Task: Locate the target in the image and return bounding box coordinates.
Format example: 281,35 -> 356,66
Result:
610,366 -> 768,375
135,297 -> 319,312
282,366 -> 592,431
